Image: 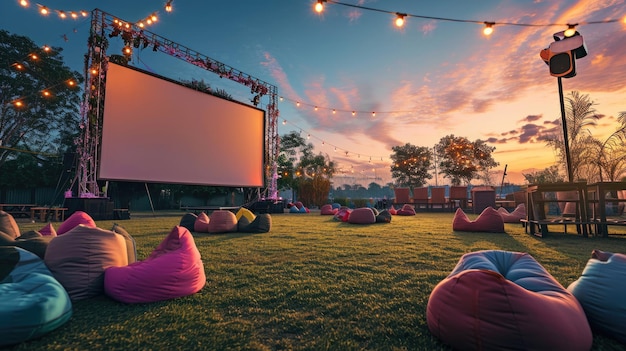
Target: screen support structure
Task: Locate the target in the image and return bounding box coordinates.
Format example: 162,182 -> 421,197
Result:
74,8 -> 280,199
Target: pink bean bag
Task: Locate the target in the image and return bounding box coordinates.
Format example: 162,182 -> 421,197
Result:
320,204 -> 338,215
396,204 -> 416,216
348,208 -> 376,224
333,208 -> 352,222
452,207 -> 504,232
56,211 -> 96,235
207,210 -> 237,233
104,226 -> 206,303
427,250 -> 592,351
497,203 -> 526,223
194,212 -> 210,232
38,223 -> 57,237
44,225 -> 128,301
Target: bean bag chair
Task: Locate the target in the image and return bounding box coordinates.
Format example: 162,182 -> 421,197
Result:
44,225 -> 129,301
299,206 -> 309,213
0,247 -> 72,347
396,204 -> 416,216
331,203 -> 341,209
289,206 -> 300,213
104,226 -> 206,303
497,203 -> 526,223
568,250 -> 626,344
375,210 -> 392,223
427,250 -> 592,351
239,213 -> 272,233
348,208 -> 376,224
56,211 -> 96,235
193,212 -> 210,232
179,212 -> 198,232
388,207 -> 397,215
333,208 -> 352,222
295,201 -> 304,210
320,204 -> 338,215
0,230 -> 52,259
38,223 -> 57,237
235,207 -> 255,222
452,207 -> 504,233
111,224 -> 137,264
0,210 -> 20,238
207,210 -> 237,234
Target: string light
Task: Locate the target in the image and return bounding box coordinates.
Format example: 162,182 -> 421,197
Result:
564,24 -> 577,37
38,5 -> 48,15
165,0 -> 173,12
315,0 -> 624,34
19,0 -> 28,7
483,22 -> 494,36
395,13 -> 406,28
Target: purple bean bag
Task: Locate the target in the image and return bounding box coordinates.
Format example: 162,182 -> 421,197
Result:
568,250 -> 626,344
56,211 -> 96,235
452,207 -> 504,232
104,226 -> 206,303
427,250 -> 592,351
348,208 -> 376,224
44,225 -> 129,301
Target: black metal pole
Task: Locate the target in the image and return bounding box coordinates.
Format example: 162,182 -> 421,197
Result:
558,77 -> 574,182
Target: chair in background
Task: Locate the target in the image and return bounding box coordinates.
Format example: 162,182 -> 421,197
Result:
449,186 -> 468,210
429,187 -> 448,211
393,188 -> 410,206
412,187 -> 430,210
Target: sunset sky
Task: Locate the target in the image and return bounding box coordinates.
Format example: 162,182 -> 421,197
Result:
2,1 -> 625,186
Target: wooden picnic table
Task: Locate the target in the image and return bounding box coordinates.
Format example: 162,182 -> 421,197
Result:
0,204 -> 37,218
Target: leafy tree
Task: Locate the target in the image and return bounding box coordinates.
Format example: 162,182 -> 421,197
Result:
434,135 -> 498,185
390,143 -> 432,188
581,111 -> 626,182
0,30 -> 82,186
523,165 -> 564,184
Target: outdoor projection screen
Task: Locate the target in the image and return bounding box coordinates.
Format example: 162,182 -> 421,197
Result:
99,63 -> 265,187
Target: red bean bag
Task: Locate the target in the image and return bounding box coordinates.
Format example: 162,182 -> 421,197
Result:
388,207 -> 397,215
104,226 -> 206,303
396,204 -> 416,216
193,212 -> 210,232
207,210 -> 237,233
320,204 -> 338,215
568,250 -> 626,344
333,208 -> 352,222
56,211 -> 96,235
44,225 -> 128,301
427,250 -> 592,351
348,208 -> 376,224
452,207 -> 504,232
497,203 -> 526,223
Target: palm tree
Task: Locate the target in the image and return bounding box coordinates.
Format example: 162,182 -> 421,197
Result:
545,91 -> 601,181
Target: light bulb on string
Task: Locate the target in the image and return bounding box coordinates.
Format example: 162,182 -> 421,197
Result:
483,22 -> 495,36
564,24 -> 577,37
395,13 -> 406,28
19,0 -> 28,7
314,0 -> 325,13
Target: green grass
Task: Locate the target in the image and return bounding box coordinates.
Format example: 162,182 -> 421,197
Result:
7,211 -> 626,350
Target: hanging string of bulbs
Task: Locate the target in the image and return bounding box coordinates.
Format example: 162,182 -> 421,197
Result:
280,117 -> 389,166
16,0 -> 174,27
313,0 -> 625,36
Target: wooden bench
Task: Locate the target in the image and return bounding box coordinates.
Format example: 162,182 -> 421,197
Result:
30,207 -> 68,222
0,204 -> 36,218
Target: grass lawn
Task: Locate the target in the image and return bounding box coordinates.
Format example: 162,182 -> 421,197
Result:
6,210 -> 626,351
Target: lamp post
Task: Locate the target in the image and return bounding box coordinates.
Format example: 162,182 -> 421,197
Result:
540,28 -> 587,182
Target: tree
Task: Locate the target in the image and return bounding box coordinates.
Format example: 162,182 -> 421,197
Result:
434,135 -> 498,185
545,91 -> 600,181
390,143 -> 432,188
582,111 -> 626,182
0,30 -> 82,186
523,165 -> 564,184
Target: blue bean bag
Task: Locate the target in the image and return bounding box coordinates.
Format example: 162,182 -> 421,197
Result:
427,250 -> 592,351
568,249 -> 626,344
0,247 -> 72,347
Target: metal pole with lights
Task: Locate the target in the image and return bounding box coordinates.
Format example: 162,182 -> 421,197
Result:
539,26 -> 588,182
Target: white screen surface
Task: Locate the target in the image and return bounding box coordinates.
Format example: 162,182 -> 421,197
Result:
99,63 -> 265,187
